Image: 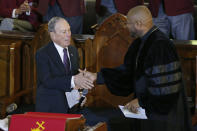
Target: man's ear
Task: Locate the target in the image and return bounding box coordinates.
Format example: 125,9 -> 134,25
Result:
136,21 -> 142,27
49,32 -> 55,40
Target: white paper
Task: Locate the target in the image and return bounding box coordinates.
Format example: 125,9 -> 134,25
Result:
0,118 -> 8,131
119,105 -> 147,119
65,89 -> 80,108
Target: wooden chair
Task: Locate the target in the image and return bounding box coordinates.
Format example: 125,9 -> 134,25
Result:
84,13 -> 135,107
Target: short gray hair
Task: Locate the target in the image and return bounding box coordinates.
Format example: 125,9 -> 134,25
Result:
48,17 -> 65,32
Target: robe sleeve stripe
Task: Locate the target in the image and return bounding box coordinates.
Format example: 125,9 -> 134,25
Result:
145,61 -> 180,75
145,61 -> 182,96
149,72 -> 182,85
148,83 -> 181,96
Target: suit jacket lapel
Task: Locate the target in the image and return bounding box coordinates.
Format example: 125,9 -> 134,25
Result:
47,42 -> 66,72
68,46 -> 75,73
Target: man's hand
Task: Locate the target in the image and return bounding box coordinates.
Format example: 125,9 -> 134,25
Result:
74,72 -> 94,90
124,98 -> 140,113
19,0 -> 30,12
15,9 -> 23,15
79,69 -> 97,82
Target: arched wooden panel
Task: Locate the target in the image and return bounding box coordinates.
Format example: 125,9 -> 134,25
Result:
85,13 -> 135,107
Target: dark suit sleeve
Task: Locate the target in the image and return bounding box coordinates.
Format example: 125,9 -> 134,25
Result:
36,51 -> 72,92
96,64 -> 134,96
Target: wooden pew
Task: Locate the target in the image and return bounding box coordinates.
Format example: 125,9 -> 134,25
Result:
0,31 -> 34,118
0,42 -> 35,118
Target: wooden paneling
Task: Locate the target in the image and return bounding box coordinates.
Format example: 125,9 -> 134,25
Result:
0,41 -> 22,118
0,31 -> 34,118
174,40 -> 197,125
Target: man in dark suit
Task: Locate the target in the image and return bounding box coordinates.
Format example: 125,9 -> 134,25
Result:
35,17 -> 94,113
0,0 -> 40,32
36,0 -> 85,34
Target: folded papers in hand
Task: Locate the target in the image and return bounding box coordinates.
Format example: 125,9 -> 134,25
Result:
119,105 -> 147,119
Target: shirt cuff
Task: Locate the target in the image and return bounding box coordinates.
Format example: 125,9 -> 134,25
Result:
26,2 -> 33,15
71,76 -> 75,88
26,10 -> 31,15
12,9 -> 18,18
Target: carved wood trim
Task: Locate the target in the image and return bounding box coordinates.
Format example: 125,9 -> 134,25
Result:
65,116 -> 86,131
9,43 -> 15,96
194,56 -> 197,125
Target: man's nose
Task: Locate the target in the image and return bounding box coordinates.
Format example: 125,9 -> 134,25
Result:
65,32 -> 71,37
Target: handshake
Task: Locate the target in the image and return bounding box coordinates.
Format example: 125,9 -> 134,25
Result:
74,69 -> 97,90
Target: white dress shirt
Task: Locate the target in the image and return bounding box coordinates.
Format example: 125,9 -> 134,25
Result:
54,43 -> 80,108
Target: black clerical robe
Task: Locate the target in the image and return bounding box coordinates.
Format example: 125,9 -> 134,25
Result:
97,27 -> 193,131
